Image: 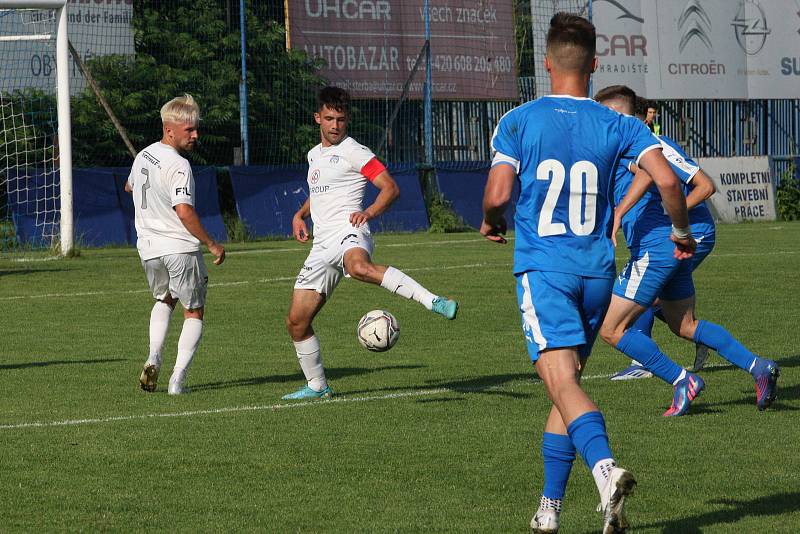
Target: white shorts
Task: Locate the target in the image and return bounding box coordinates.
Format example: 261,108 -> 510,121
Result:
294,226 -> 374,297
142,251 -> 208,310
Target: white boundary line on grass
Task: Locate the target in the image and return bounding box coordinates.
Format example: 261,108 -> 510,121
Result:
0,371 -> 623,431
0,262 -> 509,301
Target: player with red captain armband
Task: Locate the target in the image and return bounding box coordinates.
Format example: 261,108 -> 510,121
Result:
281,86 -> 459,401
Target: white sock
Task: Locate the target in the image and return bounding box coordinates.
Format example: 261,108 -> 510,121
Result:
173,318 -> 203,374
147,301 -> 173,367
539,495 -> 562,513
591,458 -> 617,494
294,335 -> 327,391
380,266 -> 436,310
673,368 -> 687,386
631,359 -> 641,366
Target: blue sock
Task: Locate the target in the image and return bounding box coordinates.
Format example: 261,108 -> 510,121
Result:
617,329 -> 684,384
567,411 -> 613,470
542,432 -> 576,500
693,320 -> 757,372
631,307 -> 655,337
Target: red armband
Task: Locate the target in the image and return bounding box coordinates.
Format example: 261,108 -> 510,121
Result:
360,157 -> 386,182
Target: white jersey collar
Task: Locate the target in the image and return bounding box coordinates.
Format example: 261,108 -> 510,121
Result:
544,94 -> 592,101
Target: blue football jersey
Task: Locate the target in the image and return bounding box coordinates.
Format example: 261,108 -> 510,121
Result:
491,95 -> 660,278
615,135 -> 715,249
659,135 -> 715,239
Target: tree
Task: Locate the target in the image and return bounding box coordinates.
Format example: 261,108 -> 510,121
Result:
71,0 -> 324,167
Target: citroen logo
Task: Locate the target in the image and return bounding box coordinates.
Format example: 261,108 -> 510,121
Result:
594,0 -> 644,23
732,0 -> 771,55
678,0 -> 713,52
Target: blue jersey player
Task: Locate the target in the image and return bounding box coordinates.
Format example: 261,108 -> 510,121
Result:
609,98 -> 718,378
481,15 -> 695,534
595,86 -> 780,417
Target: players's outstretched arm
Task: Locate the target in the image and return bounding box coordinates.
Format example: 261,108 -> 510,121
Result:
292,198 -> 311,242
481,163 -> 515,244
637,150 -> 696,259
350,171 -> 399,227
175,203 -> 225,265
685,169 -> 716,210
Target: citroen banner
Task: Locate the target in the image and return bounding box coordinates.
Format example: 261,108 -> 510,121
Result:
537,0 -> 800,99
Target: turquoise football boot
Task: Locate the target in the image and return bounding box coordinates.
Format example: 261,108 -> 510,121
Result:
281,385 -> 333,401
431,296 -> 458,320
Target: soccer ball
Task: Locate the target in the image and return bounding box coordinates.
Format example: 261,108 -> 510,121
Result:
357,310 -> 400,352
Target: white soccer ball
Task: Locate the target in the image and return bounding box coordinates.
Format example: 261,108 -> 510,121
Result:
357,309 -> 400,352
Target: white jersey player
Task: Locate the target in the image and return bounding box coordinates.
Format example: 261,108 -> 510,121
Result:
282,86 -> 459,401
125,94 -> 225,395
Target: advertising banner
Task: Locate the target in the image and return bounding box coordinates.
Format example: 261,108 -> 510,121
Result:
0,2 -> 135,95
535,0 -> 800,99
697,156 -> 776,222
287,1 -> 517,100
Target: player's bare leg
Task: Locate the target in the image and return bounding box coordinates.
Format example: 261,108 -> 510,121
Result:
283,289 -> 332,400
139,295 -> 177,392
601,296 -> 703,417
343,247 -> 458,319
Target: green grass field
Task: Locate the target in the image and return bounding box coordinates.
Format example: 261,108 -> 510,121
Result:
1,222 -> 799,533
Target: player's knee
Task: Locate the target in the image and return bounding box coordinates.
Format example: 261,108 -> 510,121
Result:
678,320 -> 698,340
599,323 -> 622,346
347,260 -> 373,281
285,313 -> 309,338
543,373 -> 580,405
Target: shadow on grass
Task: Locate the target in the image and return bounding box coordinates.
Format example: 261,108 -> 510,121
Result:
0,357 -> 126,370
632,491 -> 800,534
343,372 -> 535,399
0,268 -> 69,278
702,384 -> 800,413
190,364 -> 425,392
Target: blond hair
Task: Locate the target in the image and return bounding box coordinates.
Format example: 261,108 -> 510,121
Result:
160,94 -> 199,125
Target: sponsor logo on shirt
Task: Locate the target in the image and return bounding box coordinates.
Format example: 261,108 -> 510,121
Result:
175,187 -> 191,196
310,169 -> 320,184
310,185 -> 330,194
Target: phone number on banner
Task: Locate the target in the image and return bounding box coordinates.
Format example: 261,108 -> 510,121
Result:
407,54 -> 513,74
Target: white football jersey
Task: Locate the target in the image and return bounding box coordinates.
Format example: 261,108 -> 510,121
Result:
127,142 -> 200,260
306,136 -> 377,245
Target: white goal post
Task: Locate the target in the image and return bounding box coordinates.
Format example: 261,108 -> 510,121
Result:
0,0 -> 72,255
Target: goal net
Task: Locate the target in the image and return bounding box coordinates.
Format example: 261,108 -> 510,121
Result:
530,0 -> 592,98
0,1 -> 72,255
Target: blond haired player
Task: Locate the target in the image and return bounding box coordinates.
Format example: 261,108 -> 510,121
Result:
125,94 -> 225,395
283,86 -> 458,400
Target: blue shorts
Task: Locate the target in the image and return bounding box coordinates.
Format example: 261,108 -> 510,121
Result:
516,271 -> 613,362
614,239 -> 695,307
691,232 -> 715,272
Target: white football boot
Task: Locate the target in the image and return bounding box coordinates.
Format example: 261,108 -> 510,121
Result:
530,507 -> 560,533
168,368 -> 188,395
598,467 -> 636,534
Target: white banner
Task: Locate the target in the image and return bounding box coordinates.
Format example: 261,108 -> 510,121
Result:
697,156 -> 776,222
534,0 -> 800,99
0,3 -> 134,95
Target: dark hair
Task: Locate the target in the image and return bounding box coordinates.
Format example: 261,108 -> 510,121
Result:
634,96 -> 651,118
546,12 -> 596,71
318,86 -> 350,114
594,85 -> 637,114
